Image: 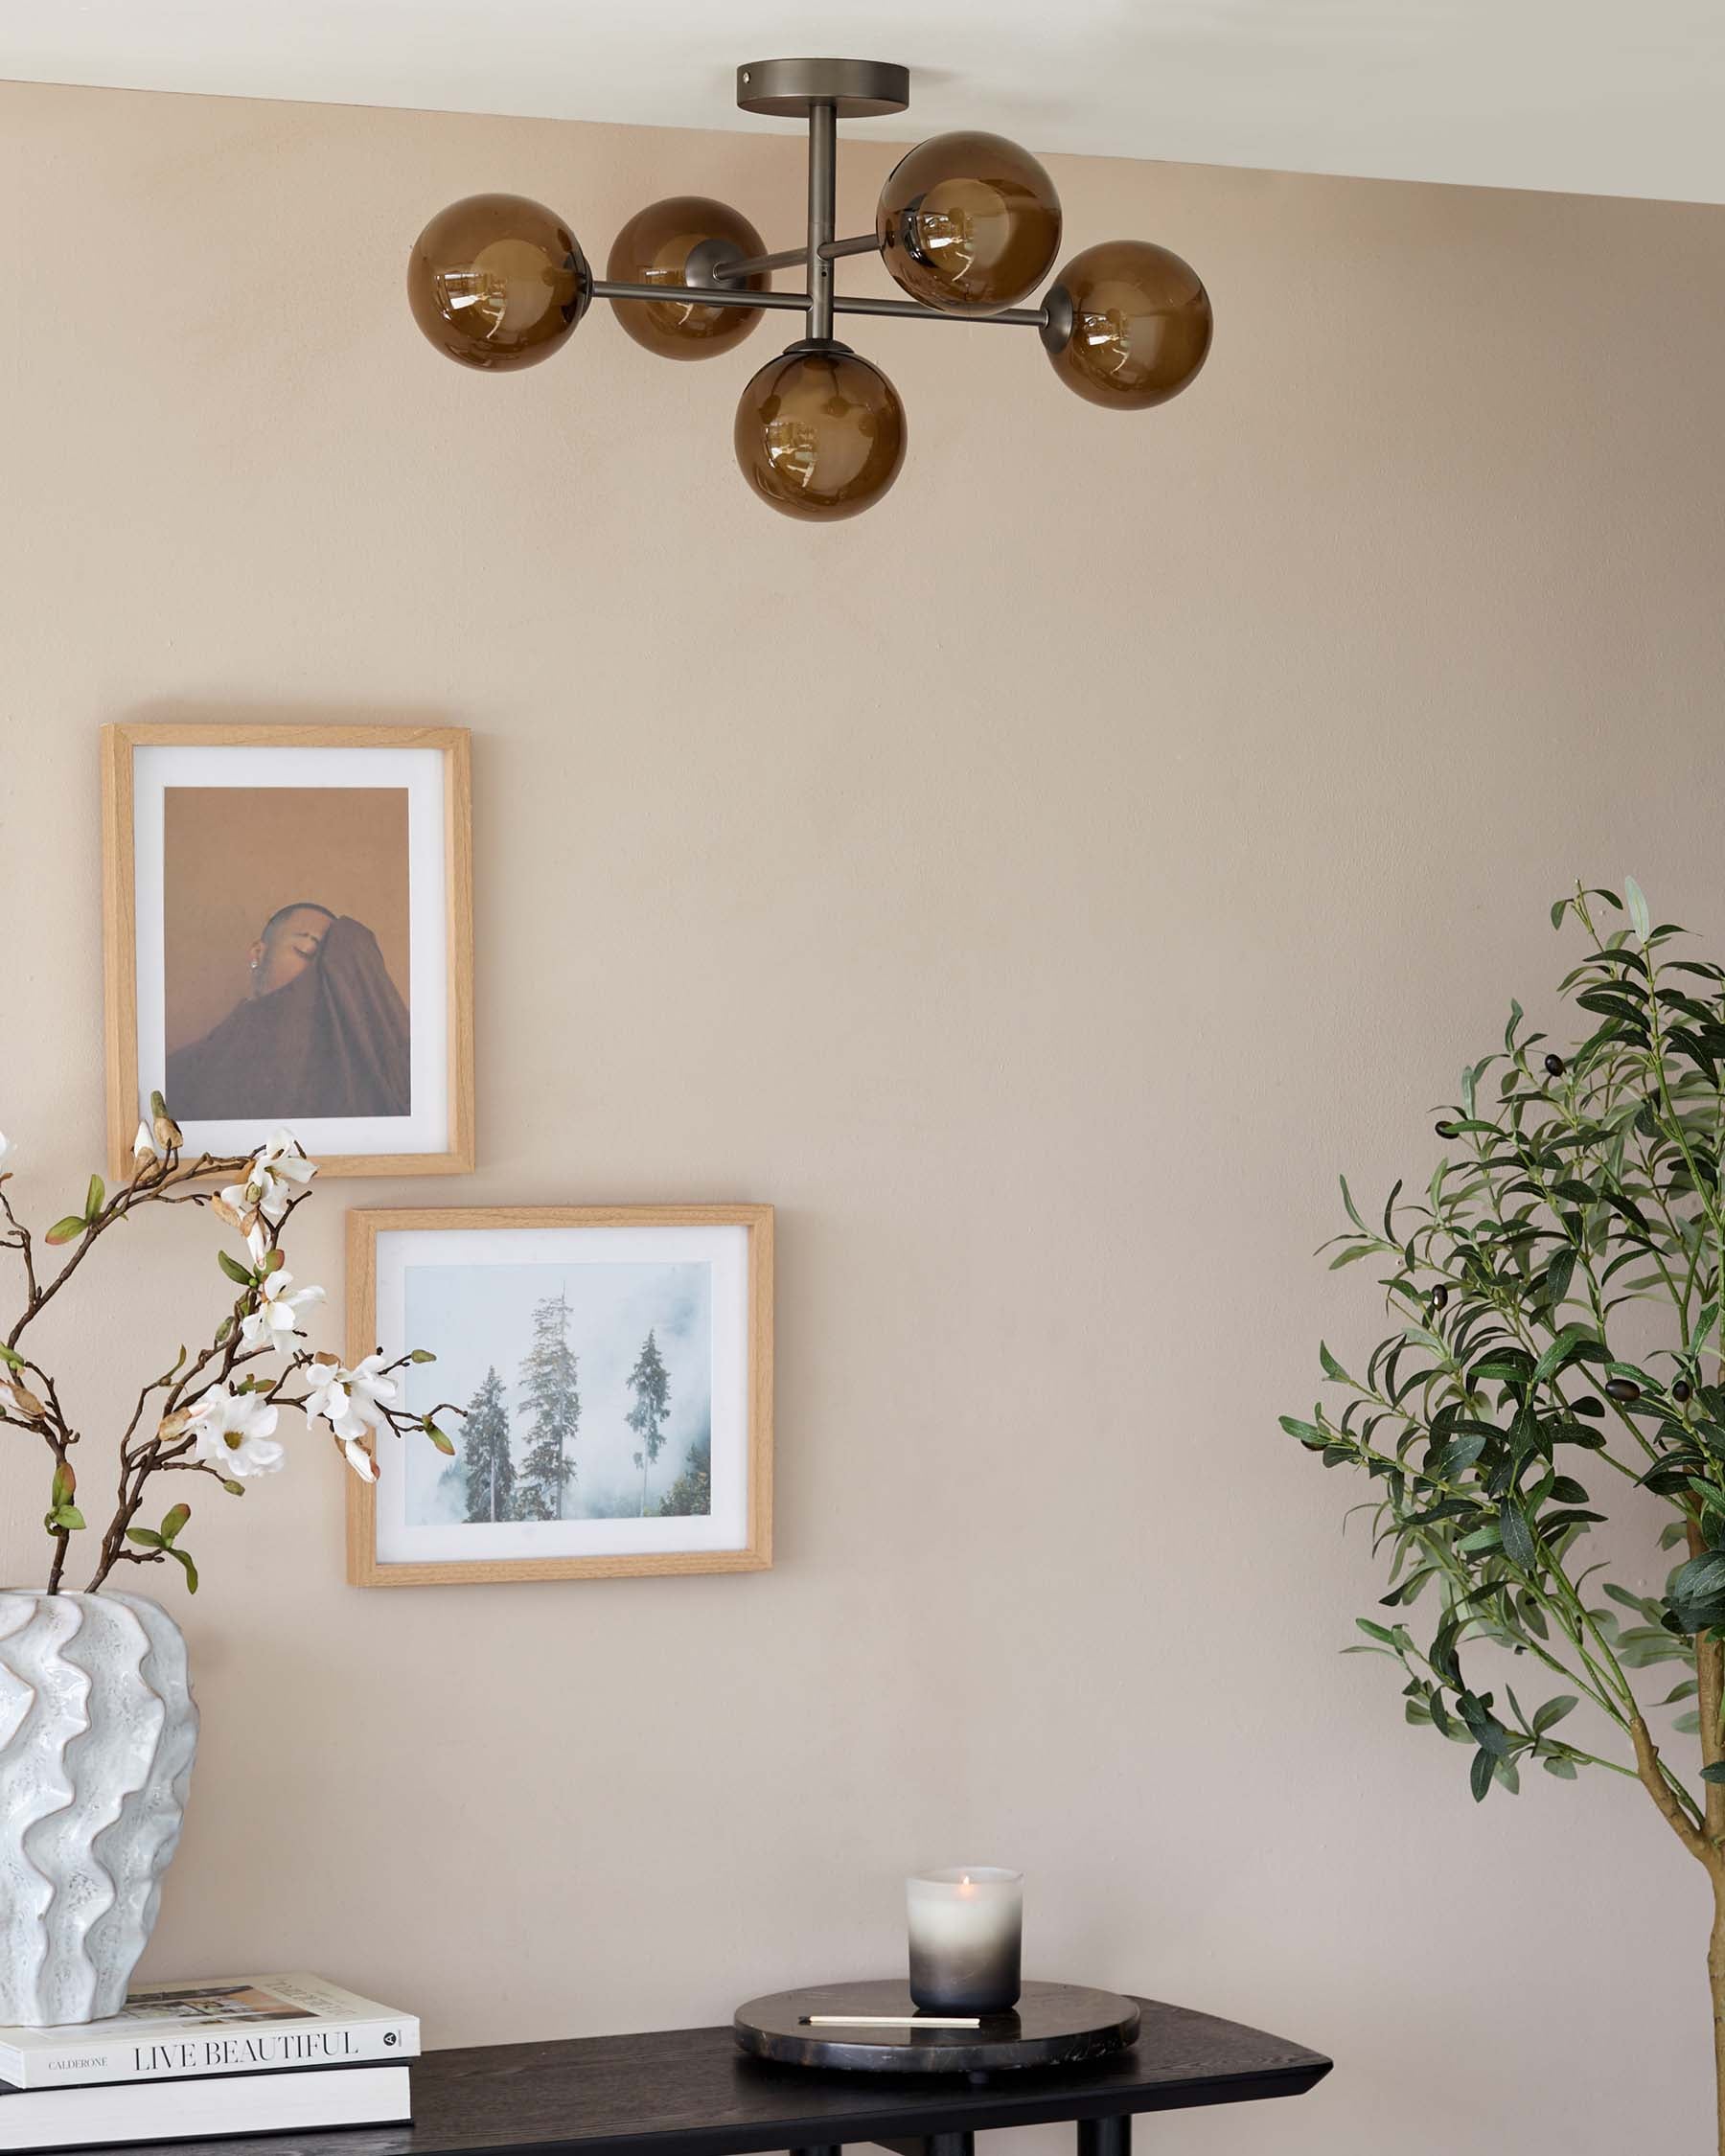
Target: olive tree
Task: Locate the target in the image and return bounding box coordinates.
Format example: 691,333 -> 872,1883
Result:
1287,882 -> 1725,2146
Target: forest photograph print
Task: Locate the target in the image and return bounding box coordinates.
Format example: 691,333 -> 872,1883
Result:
103,723 -> 474,1178
403,1263 -> 713,1527
348,1206 -> 773,1584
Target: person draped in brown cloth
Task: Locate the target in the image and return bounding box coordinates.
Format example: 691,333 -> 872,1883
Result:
166,903 -> 411,1119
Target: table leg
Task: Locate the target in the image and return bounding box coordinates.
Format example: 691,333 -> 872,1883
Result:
1078,2118 -> 1131,2156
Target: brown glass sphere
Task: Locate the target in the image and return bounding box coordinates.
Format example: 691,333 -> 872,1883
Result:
877,131 -> 1061,315
733,345 -> 906,521
407,194 -> 590,371
607,196 -> 769,359
1045,241 -> 1212,409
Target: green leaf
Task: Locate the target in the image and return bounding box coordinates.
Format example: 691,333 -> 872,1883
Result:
1499,1502 -> 1537,1569
50,1505 -> 83,1531
426,1422 -> 456,1456
1534,1325 -> 1597,1383
167,1547 -> 198,1595
0,1345 -> 20,1371
44,1216 -> 85,1247
50,1461 -> 75,1510
1703,1763 -> 1725,1786
1279,1414 -> 1324,1443
159,1503 -> 191,1545
1469,1748 -> 1494,1801
217,1250 -> 254,1287
410,1348 -> 437,1365
83,1174 -> 104,1221
1668,1549 -> 1725,1632
1543,1755 -> 1578,1779
126,1528 -> 165,1548
1624,876 -> 1650,941
1319,1342 -> 1352,1386
1531,1695 -> 1578,1732
1551,899 -> 1568,930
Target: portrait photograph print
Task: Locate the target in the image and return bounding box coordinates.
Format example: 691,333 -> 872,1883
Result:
346,1206 -> 773,1585
102,723 -> 473,1177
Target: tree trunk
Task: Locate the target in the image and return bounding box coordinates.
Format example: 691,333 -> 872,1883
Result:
1712,1867 -> 1725,2156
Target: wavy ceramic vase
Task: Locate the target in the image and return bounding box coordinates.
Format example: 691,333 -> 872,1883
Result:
0,1592 -> 197,2026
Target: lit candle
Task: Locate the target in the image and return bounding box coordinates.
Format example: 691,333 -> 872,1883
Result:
907,1867 -> 1024,2013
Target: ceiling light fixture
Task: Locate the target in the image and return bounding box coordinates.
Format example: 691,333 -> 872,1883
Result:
406,57 -> 1213,522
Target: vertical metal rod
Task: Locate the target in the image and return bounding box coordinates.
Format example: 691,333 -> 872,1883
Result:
806,100 -> 838,343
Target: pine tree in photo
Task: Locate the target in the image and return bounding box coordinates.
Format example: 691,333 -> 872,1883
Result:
461,1365 -> 516,1524
517,1287 -> 581,1522
627,1328 -> 672,1515
656,1428 -> 710,1517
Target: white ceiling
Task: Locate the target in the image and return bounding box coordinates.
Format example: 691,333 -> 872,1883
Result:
7,0 -> 1725,206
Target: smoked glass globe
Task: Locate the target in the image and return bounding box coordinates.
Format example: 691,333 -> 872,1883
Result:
1044,241 -> 1212,409
407,194 -> 590,370
877,131 -> 1061,315
733,345 -> 906,521
607,196 -> 769,358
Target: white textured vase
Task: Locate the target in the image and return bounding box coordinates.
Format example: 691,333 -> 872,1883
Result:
0,1591 -> 197,2027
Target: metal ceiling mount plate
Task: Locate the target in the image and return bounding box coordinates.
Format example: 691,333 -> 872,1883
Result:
736,57 -> 910,120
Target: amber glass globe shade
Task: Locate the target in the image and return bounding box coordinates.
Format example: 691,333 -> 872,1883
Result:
607,196 -> 769,359
1045,241 -> 1212,409
734,346 -> 906,521
876,131 -> 1061,315
407,194 -> 590,371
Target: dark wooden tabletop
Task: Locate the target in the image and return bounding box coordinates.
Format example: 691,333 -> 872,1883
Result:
107,1997 -> 1330,2156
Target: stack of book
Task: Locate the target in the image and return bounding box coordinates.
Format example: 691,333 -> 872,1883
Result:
0,1974 -> 417,2150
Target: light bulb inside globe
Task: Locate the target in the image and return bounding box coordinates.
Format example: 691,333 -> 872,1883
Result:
734,344 -> 907,521
607,196 -> 770,359
407,194 -> 591,371
1041,240 -> 1212,409
877,131 -> 1061,315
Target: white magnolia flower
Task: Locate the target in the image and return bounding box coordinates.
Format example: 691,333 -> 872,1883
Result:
303,1353 -> 396,1440
245,1222 -> 271,1271
131,1120 -> 156,1161
219,1130 -> 317,1227
340,1434 -> 380,1483
187,1383 -> 286,1479
239,1268 -> 325,1351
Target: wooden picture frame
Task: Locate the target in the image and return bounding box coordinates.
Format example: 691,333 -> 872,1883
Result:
102,722 -> 473,1179
346,1205 -> 773,1586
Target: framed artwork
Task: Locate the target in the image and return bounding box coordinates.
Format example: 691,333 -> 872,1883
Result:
345,1205 -> 773,1585
101,723 -> 473,1178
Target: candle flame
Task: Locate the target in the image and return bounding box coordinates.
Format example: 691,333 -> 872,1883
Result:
960,1873 -> 974,1891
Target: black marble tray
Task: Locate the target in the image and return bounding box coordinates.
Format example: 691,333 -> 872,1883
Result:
733,1980 -> 1141,2075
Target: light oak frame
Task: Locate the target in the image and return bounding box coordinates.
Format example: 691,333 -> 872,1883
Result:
101,722 -> 474,1180
345,1204 -> 774,1586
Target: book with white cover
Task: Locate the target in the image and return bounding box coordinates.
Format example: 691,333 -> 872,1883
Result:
0,2062 -> 410,2150
0,1975 -> 418,2091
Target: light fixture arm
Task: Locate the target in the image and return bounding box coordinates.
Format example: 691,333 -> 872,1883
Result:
587,277 -> 1048,329
712,233 -> 880,283
805,101 -> 839,342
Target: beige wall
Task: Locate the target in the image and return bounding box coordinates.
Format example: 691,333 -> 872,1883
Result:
2,77 -> 1723,2155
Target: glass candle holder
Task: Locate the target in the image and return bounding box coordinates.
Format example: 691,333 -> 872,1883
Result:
907,1867 -> 1024,2012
